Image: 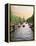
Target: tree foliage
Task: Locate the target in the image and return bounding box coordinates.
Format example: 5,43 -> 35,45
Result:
26,15 -> 34,24
11,15 -> 25,24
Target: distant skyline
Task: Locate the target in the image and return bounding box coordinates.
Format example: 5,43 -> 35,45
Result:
11,6 -> 33,20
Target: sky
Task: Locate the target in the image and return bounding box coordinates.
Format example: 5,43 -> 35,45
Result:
11,5 -> 33,20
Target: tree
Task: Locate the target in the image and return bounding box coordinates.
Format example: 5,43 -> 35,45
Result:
19,17 -> 22,24
23,17 -> 25,22
26,15 -> 34,24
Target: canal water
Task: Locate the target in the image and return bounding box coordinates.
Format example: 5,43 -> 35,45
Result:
10,23 -> 33,41
14,23 -> 33,40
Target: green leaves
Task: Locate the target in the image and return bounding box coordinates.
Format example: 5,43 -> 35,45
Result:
11,14 -> 34,25
26,15 -> 34,24
11,15 -> 25,24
